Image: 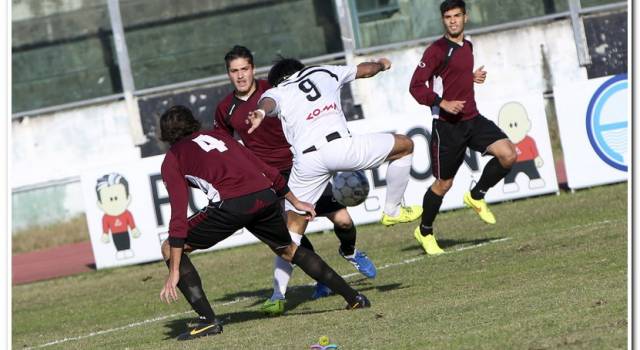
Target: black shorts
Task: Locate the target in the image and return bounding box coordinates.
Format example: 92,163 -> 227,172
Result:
280,170 -> 346,217
430,115 -> 508,180
112,232 -> 130,251
185,201 -> 291,253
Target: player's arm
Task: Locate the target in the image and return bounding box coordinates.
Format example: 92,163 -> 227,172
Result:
247,96 -> 277,134
159,152 -> 189,304
355,58 -> 391,79
284,191 -> 316,221
409,46 -> 465,114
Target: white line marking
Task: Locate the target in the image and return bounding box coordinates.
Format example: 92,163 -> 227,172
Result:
26,218 -> 622,349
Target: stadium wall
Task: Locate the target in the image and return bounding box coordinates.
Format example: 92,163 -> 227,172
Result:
8,18 -> 599,232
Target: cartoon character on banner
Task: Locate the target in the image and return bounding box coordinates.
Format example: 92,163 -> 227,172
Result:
497,102 -> 545,193
95,173 -> 142,260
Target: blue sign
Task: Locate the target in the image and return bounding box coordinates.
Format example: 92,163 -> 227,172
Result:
586,74 -> 628,171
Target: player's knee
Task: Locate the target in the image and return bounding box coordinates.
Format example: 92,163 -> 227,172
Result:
395,134 -> 414,155
277,243 -> 297,262
433,178 -> 453,194
499,142 -> 517,168
331,209 -> 353,230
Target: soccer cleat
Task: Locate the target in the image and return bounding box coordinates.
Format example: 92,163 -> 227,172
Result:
176,319 -> 223,341
186,315 -> 208,328
345,294 -> 371,310
463,191 -> 496,224
380,205 -> 423,226
260,298 -> 285,316
413,227 -> 444,255
339,248 -> 377,278
311,282 -> 333,299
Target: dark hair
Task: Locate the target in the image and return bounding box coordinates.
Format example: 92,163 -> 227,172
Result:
95,172 -> 129,202
440,0 -> 466,16
159,105 -> 201,145
268,57 -> 305,87
224,45 -> 254,70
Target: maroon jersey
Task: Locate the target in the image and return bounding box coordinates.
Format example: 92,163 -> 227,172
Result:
214,79 -> 293,171
161,129 -> 288,241
409,37 -> 479,122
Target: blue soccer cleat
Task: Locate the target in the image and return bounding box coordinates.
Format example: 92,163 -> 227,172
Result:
311,282 -> 333,300
339,248 -> 377,278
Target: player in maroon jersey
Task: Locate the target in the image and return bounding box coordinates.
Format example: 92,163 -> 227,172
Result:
214,46 -> 376,315
409,0 -> 517,255
158,105 -> 370,341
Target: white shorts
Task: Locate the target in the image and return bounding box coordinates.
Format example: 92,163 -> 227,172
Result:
285,133 -> 395,213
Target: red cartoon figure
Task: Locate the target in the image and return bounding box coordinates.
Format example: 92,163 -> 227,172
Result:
497,102 -> 545,193
95,173 -> 142,260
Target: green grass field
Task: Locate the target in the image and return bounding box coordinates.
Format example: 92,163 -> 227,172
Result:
12,183 -> 628,349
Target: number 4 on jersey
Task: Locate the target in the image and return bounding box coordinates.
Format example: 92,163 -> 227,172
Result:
192,134 -> 228,152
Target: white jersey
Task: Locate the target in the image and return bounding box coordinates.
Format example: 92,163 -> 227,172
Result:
259,65 -> 357,154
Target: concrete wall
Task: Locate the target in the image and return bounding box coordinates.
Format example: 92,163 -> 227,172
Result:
7,18 -> 598,232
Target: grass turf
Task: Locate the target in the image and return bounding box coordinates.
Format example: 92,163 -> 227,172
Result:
12,182 -> 627,349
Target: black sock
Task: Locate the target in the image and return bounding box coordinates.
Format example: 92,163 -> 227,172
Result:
291,246 -> 358,304
471,157 -> 512,200
335,224 -> 356,256
300,235 -> 315,251
420,187 -> 443,236
165,254 -> 216,323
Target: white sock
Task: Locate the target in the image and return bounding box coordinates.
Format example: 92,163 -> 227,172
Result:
269,231 -> 303,301
270,256 -> 293,301
384,153 -> 413,216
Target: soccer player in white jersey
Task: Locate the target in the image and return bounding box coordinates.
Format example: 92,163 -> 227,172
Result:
247,57 -> 422,310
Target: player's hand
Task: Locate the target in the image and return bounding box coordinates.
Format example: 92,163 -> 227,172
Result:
535,156 -> 544,168
377,58 -> 391,71
160,271 -> 180,304
473,65 -> 487,84
131,228 -> 141,239
294,201 -> 316,221
246,109 -> 266,134
101,233 -> 110,244
440,100 -> 466,114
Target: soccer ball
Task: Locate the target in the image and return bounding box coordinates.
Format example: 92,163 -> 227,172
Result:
331,170 -> 370,207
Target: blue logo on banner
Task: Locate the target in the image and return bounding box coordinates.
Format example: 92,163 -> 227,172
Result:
585,74 -> 628,172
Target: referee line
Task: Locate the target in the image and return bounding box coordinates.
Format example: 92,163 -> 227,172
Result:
24,218 -> 620,349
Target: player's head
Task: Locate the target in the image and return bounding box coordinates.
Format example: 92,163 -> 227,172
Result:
498,102 -> 531,143
96,173 -> 131,215
268,57 -> 305,87
440,0 -> 467,38
225,45 -> 256,95
159,105 -> 202,145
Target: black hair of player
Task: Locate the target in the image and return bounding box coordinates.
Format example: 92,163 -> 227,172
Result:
440,0 -> 466,16
224,45 -> 254,70
160,105 -> 202,145
268,57 -> 305,87
95,173 -> 129,202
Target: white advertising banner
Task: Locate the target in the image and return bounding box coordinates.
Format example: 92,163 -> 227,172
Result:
81,93 -> 557,269
554,74 -> 629,189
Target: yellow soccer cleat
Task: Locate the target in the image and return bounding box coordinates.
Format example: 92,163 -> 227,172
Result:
260,298 -> 285,316
463,191 -> 496,224
413,227 -> 444,255
380,205 -> 423,226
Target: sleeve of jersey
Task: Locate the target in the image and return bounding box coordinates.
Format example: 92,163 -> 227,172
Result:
331,65 -> 357,86
409,46 -> 443,107
161,151 -> 190,248
258,89 -> 281,116
238,144 -> 289,196
213,104 -> 232,134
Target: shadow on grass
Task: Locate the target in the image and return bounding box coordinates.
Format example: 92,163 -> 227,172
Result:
400,236 -> 506,252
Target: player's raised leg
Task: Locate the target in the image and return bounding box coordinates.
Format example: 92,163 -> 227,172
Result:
380,134 -> 423,226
